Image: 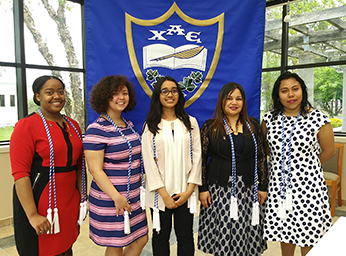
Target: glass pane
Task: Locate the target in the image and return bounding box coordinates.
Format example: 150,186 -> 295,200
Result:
0,0 -> 15,62
312,66 -> 345,133
26,69 -> 85,132
263,5 -> 282,69
261,70 -> 281,119
0,67 -> 17,141
288,1 -> 346,65
262,67 -> 346,133
24,0 -> 83,68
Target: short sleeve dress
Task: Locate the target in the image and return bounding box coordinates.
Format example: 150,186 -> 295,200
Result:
263,108 -> 332,247
83,116 -> 148,247
10,113 -> 83,256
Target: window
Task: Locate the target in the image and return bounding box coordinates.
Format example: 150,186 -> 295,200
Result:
0,0 -> 85,142
0,95 -> 4,107
262,0 -> 346,133
10,95 -> 15,107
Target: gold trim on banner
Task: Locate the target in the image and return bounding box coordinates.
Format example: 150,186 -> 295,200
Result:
125,2 -> 224,108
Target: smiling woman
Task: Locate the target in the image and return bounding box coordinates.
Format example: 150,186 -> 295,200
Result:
83,75 -> 148,256
10,75 -> 85,256
261,72 -> 336,256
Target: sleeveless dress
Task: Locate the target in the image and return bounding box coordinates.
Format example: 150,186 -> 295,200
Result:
83,116 -> 148,247
263,108 -> 332,247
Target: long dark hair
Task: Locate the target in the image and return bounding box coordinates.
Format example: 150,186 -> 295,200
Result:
271,71 -> 311,118
211,82 -> 254,138
145,76 -> 192,135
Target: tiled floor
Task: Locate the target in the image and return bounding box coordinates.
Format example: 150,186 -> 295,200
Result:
0,206 -> 344,256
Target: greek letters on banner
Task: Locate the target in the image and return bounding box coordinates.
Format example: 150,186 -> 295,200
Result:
85,0 -> 266,128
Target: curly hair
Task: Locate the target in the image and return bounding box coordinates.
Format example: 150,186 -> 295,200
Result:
271,71 -> 311,119
89,75 -> 137,114
145,76 -> 192,135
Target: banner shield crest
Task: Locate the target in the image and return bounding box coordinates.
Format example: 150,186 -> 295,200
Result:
126,2 -> 224,107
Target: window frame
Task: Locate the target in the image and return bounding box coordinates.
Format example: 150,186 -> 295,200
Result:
263,0 -> 346,136
0,0 -> 86,144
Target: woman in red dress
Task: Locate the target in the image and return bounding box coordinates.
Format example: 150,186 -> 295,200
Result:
10,75 -> 86,256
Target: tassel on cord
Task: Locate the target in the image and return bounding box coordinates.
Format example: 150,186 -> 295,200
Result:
285,190 -> 293,211
140,186 -> 146,210
278,199 -> 287,219
83,201 -> 88,219
78,202 -> 84,225
124,211 -> 131,234
77,201 -> 88,225
230,196 -> 238,220
53,208 -> 60,234
189,191 -> 197,214
152,207 -> 160,233
251,201 -> 260,226
46,208 -> 53,234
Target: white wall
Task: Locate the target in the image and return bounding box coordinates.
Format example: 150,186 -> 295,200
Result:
0,82 -> 18,127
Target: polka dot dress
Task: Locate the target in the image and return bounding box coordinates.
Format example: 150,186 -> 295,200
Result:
263,108 -> 332,247
198,177 -> 267,256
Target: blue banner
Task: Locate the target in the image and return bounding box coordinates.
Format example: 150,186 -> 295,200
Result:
85,0 -> 266,130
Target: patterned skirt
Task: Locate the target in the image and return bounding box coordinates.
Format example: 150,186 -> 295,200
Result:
198,176 -> 267,256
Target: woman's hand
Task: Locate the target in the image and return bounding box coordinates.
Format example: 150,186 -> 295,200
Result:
258,191 -> 267,206
173,191 -> 191,207
114,194 -> 131,216
199,191 -> 211,208
163,196 -> 177,209
29,213 -> 51,235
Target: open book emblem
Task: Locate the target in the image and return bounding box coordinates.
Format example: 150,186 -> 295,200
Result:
145,45 -> 207,71
126,2 -> 224,107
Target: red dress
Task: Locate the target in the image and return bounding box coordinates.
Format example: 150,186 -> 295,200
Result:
10,113 -> 83,256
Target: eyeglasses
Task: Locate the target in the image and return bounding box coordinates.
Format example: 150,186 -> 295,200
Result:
160,88 -> 179,96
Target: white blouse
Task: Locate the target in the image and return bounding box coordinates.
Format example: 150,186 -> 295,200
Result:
142,116 -> 202,211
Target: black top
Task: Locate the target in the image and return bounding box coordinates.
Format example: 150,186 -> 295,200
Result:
199,117 -> 268,192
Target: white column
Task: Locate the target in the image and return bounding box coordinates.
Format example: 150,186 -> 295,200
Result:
342,68 -> 346,132
298,53 -> 314,107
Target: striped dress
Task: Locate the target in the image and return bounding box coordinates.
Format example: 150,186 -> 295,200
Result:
83,116 -> 148,247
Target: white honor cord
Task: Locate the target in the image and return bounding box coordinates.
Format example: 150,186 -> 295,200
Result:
189,191 -> 197,214
152,207 -> 161,233
124,211 -> 131,234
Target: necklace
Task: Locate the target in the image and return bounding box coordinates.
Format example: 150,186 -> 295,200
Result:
227,119 -> 239,134
61,119 -> 72,137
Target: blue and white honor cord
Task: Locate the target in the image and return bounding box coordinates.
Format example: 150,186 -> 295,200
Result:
39,109 -> 88,233
62,116 -> 87,225
38,109 -> 59,234
223,118 -> 259,225
152,129 -> 194,233
279,110 -> 301,219
105,113 -> 144,234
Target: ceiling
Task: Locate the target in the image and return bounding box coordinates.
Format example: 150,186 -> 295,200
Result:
266,0 -> 300,7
